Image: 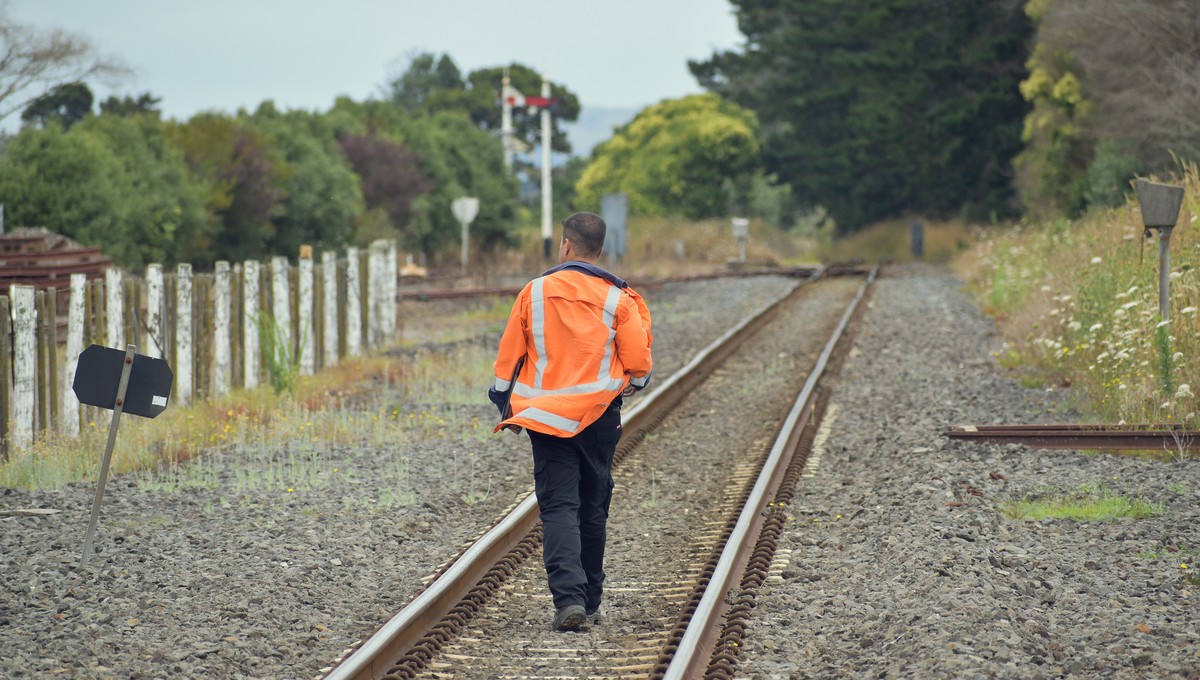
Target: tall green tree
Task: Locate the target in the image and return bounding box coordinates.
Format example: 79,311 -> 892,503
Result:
167,113 -> 285,263
81,114 -> 213,266
20,82 -> 93,129
575,94 -> 760,219
246,102 -> 363,255
327,98 -> 519,257
386,52 -> 464,113
691,0 -> 1032,231
402,111 -> 521,253
0,115 -> 211,268
99,92 -> 161,117
0,122 -> 126,251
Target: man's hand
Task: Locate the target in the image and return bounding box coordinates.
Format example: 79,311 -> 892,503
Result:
621,384 -> 636,397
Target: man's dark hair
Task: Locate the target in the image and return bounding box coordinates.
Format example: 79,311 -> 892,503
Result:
562,212 -> 606,259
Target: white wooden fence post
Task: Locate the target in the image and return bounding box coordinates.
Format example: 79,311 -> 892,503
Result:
10,285 -> 35,450
105,268 -> 123,348
322,251 -> 338,368
145,264 -> 164,358
175,263 -> 193,405
368,240 -> 386,349
213,261 -> 231,396
243,260 -> 260,389
386,240 -> 398,342
62,274 -> 86,437
271,255 -> 291,367
298,250 -> 314,376
345,246 -> 362,357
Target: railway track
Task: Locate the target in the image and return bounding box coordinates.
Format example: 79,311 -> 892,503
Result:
322,265 -> 878,679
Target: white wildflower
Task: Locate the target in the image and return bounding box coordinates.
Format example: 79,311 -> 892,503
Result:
1175,384 -> 1194,400
1115,351 -> 1130,361
1170,271 -> 1182,281
1119,384 -> 1127,390
1068,321 -> 1082,332
1096,352 -> 1109,361
1091,256 -> 1102,264
1156,320 -> 1170,329
1173,352 -> 1185,363
1114,309 -> 1127,318
1041,285 -> 1052,293
1162,402 -> 1172,410
1182,307 -> 1197,315
1186,412 -> 1196,421
1089,323 -> 1103,333
1121,301 -> 1139,310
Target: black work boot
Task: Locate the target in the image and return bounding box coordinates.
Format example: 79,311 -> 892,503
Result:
551,604 -> 586,631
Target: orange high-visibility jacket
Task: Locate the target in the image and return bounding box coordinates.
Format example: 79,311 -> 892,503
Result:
492,264 -> 653,437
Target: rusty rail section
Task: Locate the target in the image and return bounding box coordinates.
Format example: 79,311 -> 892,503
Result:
659,266 -> 877,680
946,424 -> 1200,451
322,268 -> 833,680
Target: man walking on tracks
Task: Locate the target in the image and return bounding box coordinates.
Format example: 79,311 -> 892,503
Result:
489,211 -> 653,631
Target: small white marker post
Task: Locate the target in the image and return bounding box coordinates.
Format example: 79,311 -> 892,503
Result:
731,217 -> 750,263
452,197 -> 480,275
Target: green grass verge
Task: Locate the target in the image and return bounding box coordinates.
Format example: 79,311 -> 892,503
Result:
999,482 -> 1164,522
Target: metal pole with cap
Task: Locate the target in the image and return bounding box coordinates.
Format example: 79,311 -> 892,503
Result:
1135,178 -> 1186,322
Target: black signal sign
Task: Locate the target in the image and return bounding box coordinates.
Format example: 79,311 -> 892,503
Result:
72,345 -> 174,419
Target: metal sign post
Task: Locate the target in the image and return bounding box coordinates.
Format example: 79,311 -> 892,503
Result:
540,78 -> 553,260
1136,179 -> 1186,322
600,192 -> 628,265
452,197 -> 480,275
74,344 -> 174,567
79,345 -> 134,568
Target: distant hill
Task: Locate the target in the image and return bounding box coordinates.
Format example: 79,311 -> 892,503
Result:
561,106 -> 640,159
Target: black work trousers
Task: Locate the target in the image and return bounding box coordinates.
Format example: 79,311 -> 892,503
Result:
528,405 -> 622,611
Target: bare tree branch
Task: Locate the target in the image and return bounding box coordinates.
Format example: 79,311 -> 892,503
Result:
0,2 -> 129,122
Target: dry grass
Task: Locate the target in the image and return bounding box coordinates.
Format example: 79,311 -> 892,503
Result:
821,218 -> 975,264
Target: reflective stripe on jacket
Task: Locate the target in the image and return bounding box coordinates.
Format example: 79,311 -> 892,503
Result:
493,264 -> 653,436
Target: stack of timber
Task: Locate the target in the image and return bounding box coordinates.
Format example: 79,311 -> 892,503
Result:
0,228 -> 112,292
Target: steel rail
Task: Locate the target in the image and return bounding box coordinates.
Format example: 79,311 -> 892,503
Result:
397,267 -> 822,301
662,265 -> 878,680
322,268 -> 827,680
945,423 -> 1200,450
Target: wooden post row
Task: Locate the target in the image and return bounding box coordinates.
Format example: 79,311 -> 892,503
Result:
1,240 -> 396,451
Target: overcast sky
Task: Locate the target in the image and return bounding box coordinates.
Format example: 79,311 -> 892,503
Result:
7,0 -> 743,127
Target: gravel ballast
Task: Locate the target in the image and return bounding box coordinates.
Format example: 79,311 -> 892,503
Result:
3,265 -> 1196,679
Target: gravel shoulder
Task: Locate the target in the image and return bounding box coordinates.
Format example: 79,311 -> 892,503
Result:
736,264 -> 1200,679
